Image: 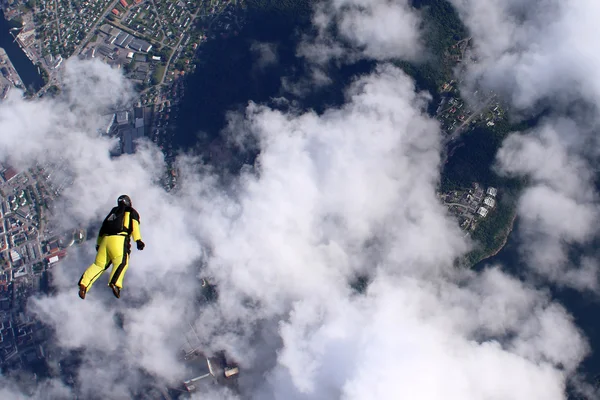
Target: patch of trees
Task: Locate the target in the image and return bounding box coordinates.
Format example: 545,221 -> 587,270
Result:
247,0 -> 316,15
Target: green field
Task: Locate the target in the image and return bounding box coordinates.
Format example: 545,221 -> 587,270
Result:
152,64 -> 166,85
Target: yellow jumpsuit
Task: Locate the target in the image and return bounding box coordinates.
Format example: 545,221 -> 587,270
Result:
78,209 -> 142,291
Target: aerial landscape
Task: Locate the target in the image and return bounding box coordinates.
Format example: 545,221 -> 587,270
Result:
0,0 -> 599,399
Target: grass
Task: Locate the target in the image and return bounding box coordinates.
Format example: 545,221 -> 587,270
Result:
152,63 -> 166,84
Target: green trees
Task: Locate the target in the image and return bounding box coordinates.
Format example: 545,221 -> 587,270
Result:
247,0 -> 315,15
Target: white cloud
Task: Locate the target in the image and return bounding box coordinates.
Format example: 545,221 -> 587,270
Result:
0,35 -> 591,400
298,0 -> 424,64
0,376 -> 72,399
250,42 -> 278,70
450,0 -> 600,111
261,268 -> 586,400
448,0 -> 600,295
495,119 -> 600,289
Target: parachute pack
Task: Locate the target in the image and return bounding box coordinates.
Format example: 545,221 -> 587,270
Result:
101,207 -> 130,235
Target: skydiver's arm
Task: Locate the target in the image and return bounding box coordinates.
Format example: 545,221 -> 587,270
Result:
131,218 -> 142,242
129,208 -> 142,242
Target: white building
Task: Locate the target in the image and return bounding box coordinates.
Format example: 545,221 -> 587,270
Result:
477,207 -> 488,217
483,197 -> 496,208
9,249 -> 20,262
486,187 -> 497,197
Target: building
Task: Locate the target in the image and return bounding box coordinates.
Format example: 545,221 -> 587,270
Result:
486,187 -> 497,197
128,38 -> 152,53
13,266 -> 27,279
96,45 -> 115,59
114,32 -> 131,47
477,207 -> 488,218
100,24 -> 120,37
483,197 -> 496,208
116,111 -> 129,125
3,167 -> 17,182
181,352 -> 239,393
111,8 -> 120,16
9,250 -> 20,262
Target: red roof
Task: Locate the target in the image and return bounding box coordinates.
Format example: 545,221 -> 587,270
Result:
112,8 -> 120,15
120,0 -> 128,7
3,167 -> 17,181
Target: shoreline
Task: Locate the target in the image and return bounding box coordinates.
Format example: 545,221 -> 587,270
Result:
474,210 -> 518,265
8,17 -> 37,64
0,46 -> 25,89
12,33 -> 34,63
1,10 -> 43,91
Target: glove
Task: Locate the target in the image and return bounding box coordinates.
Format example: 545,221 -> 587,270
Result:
136,240 -> 145,250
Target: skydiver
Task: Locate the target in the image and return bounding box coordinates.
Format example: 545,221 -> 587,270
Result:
77,195 -> 145,299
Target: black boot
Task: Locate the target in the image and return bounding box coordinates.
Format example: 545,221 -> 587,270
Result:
109,283 -> 121,299
78,284 -> 87,300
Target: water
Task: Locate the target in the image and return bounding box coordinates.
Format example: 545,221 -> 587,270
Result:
0,10 -> 44,92
173,6 -> 375,165
475,222 -> 600,395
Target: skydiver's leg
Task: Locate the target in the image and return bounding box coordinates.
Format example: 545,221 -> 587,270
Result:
106,236 -> 129,297
78,238 -> 110,291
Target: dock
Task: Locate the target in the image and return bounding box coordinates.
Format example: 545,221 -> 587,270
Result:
0,47 -> 25,92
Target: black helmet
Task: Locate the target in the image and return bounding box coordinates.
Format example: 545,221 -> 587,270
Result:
117,195 -> 132,207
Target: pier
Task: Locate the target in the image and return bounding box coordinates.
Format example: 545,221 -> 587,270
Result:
0,47 -> 25,95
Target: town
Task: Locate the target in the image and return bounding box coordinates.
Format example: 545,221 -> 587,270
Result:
3,0 -> 245,164
0,0 -> 245,397
0,162 -> 87,372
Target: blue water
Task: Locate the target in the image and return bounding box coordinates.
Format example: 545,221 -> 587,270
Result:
173,6 -> 375,166
475,222 -> 600,395
0,10 -> 44,91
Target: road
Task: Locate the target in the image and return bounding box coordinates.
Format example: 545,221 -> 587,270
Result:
73,0 -> 121,57
443,95 -> 495,146
439,95 -> 496,165
444,202 -> 469,210
160,7 -> 201,85
35,0 -> 121,97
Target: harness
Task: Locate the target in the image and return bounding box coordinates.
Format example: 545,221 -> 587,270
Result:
101,207 -> 133,237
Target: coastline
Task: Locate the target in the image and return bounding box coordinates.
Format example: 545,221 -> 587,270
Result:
0,9 -> 44,91
0,46 -> 25,89
473,210 -> 518,265
11,31 -> 35,63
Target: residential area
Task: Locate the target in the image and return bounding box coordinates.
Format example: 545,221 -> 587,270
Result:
436,79 -> 505,137
0,163 -> 86,371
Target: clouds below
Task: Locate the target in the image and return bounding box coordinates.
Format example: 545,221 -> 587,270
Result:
298,0 -> 423,64
450,0 -> 600,111
449,0 -> 600,292
495,119 -> 600,289
0,2 -> 596,398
